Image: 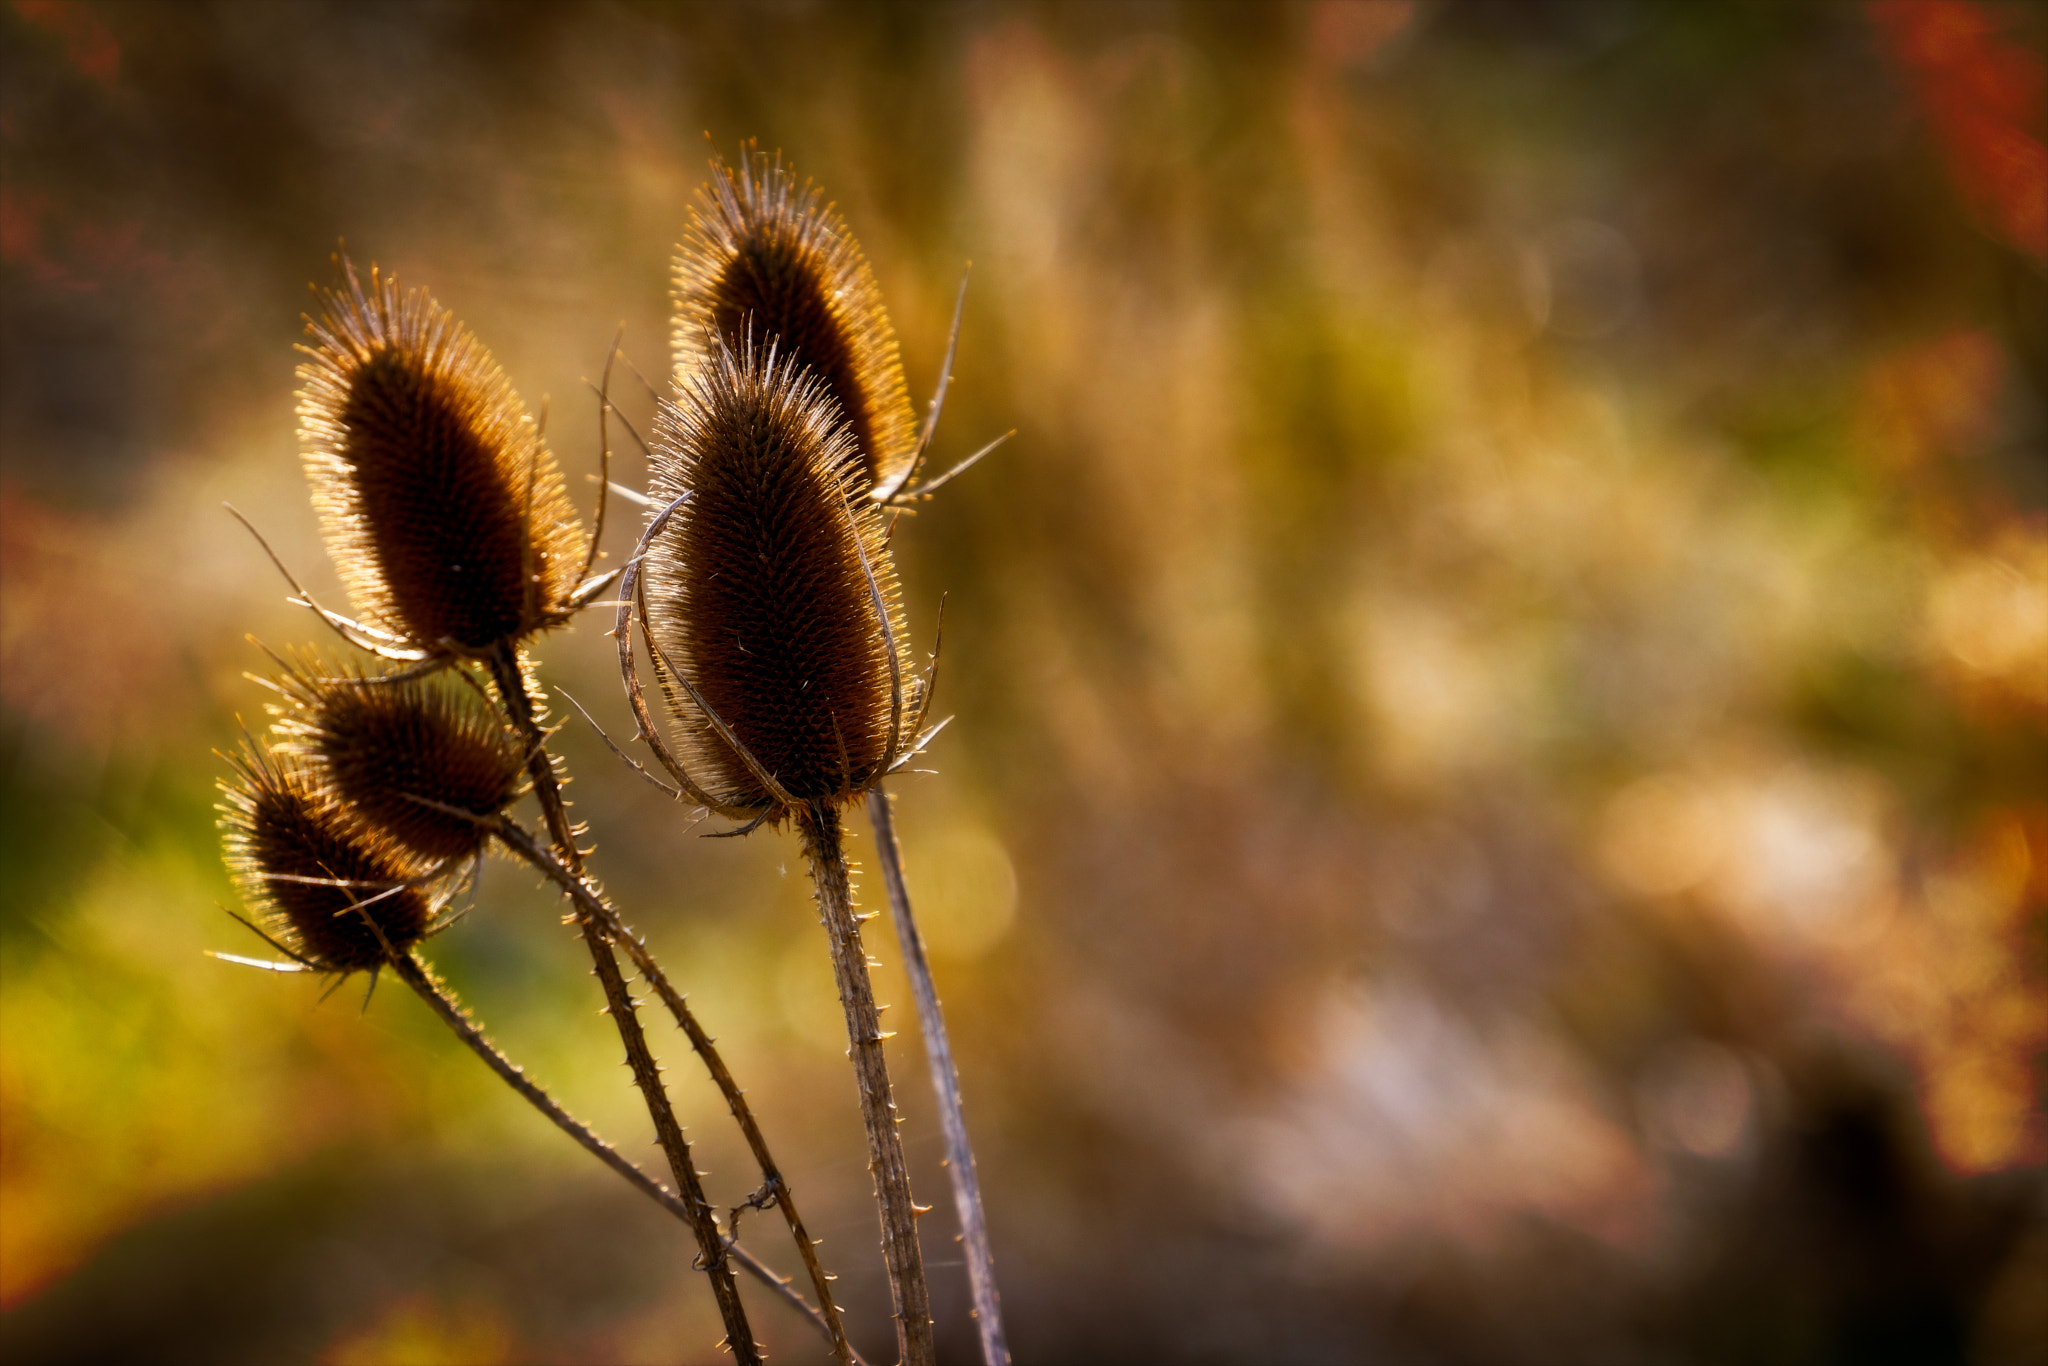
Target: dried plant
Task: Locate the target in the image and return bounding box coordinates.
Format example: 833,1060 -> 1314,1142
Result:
674,145 -> 919,495
265,651 -> 524,864
212,260 -> 895,1365
214,139 -> 1009,1358
668,148 -> 1011,1366
296,260 -> 602,659
218,742 -> 445,973
627,338 -> 938,1364
642,341 -> 920,813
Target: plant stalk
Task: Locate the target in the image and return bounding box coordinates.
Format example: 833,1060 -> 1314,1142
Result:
866,787 -> 1009,1365
797,800 -> 935,1366
493,814 -> 856,1366
385,949 -> 863,1363
487,643 -> 760,1364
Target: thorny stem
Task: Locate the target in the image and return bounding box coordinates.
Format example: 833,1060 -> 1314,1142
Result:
797,801 -> 935,1366
486,643 -> 760,1364
866,788 -> 1009,1366
385,950 -> 859,1361
492,815 -> 857,1366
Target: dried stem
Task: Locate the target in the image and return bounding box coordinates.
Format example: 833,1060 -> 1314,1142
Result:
385,949 -> 859,1361
492,814 -> 857,1366
865,788 -> 1009,1366
485,642 -> 760,1364
797,801 -> 935,1366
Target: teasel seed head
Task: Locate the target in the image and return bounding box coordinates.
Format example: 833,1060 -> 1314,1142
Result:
297,260 -> 590,654
673,146 -> 918,494
643,339 -> 919,813
219,744 -> 437,974
269,653 -> 525,864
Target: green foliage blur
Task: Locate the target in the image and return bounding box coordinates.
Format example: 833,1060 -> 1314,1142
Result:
2,2 -> 2043,1362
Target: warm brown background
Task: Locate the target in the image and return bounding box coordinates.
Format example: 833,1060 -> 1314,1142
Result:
3,2 -> 2044,1363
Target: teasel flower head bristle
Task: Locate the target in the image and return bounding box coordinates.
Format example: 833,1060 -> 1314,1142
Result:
268,652 -> 525,863
673,146 -> 918,494
643,339 -> 919,814
297,260 -> 590,654
219,744 -> 438,974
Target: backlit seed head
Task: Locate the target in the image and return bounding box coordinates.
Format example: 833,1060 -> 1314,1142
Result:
270,654 -> 525,863
298,261 -> 589,653
219,745 -> 435,974
644,340 -> 918,812
673,146 -> 917,493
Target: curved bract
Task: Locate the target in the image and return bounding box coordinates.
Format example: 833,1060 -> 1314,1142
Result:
642,341 -> 917,814
673,147 -> 918,495
297,261 -> 589,654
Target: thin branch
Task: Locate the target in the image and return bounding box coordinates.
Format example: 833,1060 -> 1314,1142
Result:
838,484 -> 903,783
579,328 -> 621,583
623,503 -> 797,812
494,815 -> 858,1366
385,950 -> 858,1361
866,788 -> 1009,1366
876,267 -> 970,504
222,503 -> 427,662
556,686 -> 689,800
640,599 -> 798,813
608,480 -> 661,509
798,801 -> 936,1366
901,429 -> 1013,501
584,379 -> 657,464
485,642 -> 761,1364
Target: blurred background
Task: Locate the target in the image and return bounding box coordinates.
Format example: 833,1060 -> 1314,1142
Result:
3,1 -> 2044,1362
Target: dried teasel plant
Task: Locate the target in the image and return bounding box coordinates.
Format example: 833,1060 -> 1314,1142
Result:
674,145 -> 919,496
218,742 -> 448,974
623,338 -> 942,1366
211,260 -> 889,1364
669,145 -> 1010,512
215,723 -> 855,1359
296,259 -> 614,661
667,146 -> 1013,1366
641,339 -> 922,817
294,263 -> 761,1341
264,649 -> 526,865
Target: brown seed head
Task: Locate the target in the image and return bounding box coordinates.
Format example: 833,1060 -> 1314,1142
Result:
673,147 -> 917,493
219,745 -> 435,974
270,654 -> 525,863
298,261 -> 589,653
644,340 -> 917,812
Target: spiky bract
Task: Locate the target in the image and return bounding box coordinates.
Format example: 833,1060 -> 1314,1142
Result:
219,746 -> 435,974
644,343 -> 917,812
270,655 -> 524,863
674,148 -> 917,494
298,262 -> 588,653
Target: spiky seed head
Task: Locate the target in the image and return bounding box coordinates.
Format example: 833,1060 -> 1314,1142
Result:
219,745 -> 435,974
269,654 -> 525,863
673,146 -> 917,494
644,341 -> 917,812
297,261 -> 589,653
